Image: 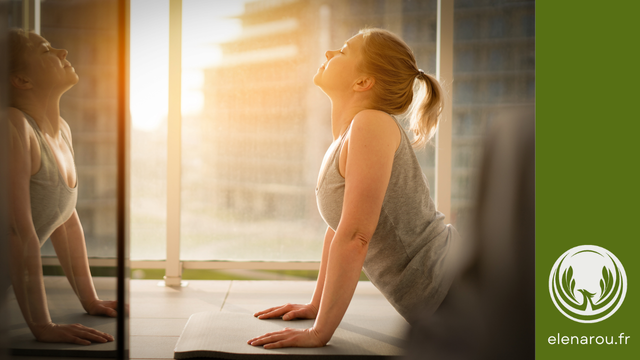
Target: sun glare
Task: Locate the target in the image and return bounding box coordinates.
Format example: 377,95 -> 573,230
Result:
130,0 -> 245,131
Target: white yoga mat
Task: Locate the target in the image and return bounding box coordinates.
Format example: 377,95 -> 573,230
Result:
174,311 -> 406,359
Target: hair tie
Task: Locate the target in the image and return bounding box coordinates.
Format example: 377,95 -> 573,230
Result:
417,69 -> 425,77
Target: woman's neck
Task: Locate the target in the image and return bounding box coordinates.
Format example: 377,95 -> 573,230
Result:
329,96 -> 370,141
13,91 -> 63,137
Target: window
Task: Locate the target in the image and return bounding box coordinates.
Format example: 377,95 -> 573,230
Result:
455,18 -> 475,40
125,0 -> 534,280
130,0 -> 169,260
522,13 -> 535,37
451,1 -> 535,232
489,48 -> 504,71
488,16 -> 505,38
456,50 -> 476,72
36,0 -> 119,258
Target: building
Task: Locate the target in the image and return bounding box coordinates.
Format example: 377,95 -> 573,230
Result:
38,0 -> 119,257
199,0 -> 332,225
200,0 -> 534,233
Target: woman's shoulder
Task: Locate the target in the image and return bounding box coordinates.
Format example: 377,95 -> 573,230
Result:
7,107 -> 40,173
352,109 -> 396,126
349,109 -> 401,151
8,106 -> 28,125
7,107 -> 34,141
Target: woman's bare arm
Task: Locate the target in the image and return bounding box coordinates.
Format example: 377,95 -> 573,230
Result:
51,119 -> 117,317
9,111 -> 52,336
248,110 -> 399,348
50,210 -> 118,317
253,226 -> 335,321
310,226 -> 334,311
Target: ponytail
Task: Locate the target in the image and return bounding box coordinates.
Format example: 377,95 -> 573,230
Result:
358,28 -> 444,149
409,72 -> 444,149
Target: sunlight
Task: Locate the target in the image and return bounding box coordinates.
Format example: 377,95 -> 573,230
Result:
130,0 -> 245,130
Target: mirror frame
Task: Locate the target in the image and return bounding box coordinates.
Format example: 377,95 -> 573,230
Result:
116,0 -> 130,358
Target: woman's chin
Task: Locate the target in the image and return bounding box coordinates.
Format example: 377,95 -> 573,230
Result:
68,72 -> 80,85
61,76 -> 79,93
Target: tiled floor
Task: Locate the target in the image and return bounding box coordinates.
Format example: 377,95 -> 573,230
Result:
129,279 -> 232,359
5,278 -> 404,359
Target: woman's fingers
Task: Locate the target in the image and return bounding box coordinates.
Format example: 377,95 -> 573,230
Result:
35,323 -> 114,345
255,304 -> 293,319
247,328 -> 324,349
70,324 -> 113,343
254,303 -> 318,320
87,300 -> 118,317
253,304 -> 291,317
264,339 -> 295,349
248,329 -> 292,346
258,308 -> 288,319
253,305 -> 281,317
249,334 -> 279,346
82,325 -> 115,342
103,300 -> 118,310
100,304 -> 118,317
282,310 -> 302,321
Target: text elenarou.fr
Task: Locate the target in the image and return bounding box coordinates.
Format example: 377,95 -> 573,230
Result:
548,333 -> 630,345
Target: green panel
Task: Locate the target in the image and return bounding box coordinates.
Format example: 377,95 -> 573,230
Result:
537,1 -> 639,358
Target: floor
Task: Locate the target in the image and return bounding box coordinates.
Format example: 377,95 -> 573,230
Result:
5,277 -> 406,359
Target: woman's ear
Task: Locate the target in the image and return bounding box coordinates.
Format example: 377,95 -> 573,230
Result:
10,73 -> 32,90
353,76 -> 375,92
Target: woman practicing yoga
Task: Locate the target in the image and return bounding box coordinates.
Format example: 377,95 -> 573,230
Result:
8,29 -> 116,345
248,28 -> 459,349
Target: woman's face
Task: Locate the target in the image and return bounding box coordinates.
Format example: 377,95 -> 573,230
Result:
313,33 -> 365,95
19,33 -> 79,92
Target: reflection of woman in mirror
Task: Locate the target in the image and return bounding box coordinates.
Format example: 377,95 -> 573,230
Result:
8,29 -> 116,345
249,28 -> 460,348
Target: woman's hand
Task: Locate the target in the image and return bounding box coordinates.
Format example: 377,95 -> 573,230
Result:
84,299 -> 118,317
253,303 -> 318,321
248,327 -> 325,349
32,323 -> 114,345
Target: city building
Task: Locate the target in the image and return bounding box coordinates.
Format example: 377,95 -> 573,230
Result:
39,0 -> 119,257
200,0 -> 535,232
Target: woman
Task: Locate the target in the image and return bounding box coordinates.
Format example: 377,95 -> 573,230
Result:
248,28 -> 460,349
8,29 -> 116,345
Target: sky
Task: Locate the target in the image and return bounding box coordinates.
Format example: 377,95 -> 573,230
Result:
130,0 -> 248,131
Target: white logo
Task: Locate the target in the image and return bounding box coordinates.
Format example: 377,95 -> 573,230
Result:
549,245 -> 627,323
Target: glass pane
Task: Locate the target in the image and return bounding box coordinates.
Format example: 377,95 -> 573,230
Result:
129,0 -> 169,260
180,0 -> 325,261
5,0 -> 121,357
402,0 -> 438,194
452,0 -> 536,232
179,0 -> 445,261
38,1 -> 119,258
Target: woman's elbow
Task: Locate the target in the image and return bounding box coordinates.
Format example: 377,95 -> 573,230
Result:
351,231 -> 372,249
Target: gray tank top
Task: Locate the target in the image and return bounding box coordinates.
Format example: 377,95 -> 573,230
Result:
316,116 -> 458,322
24,112 -> 78,246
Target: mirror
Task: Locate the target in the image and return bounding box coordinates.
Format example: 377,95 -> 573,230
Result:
1,0 -> 127,357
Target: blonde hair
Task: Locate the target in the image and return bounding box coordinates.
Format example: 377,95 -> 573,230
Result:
358,28 -> 444,149
8,28 -> 33,74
